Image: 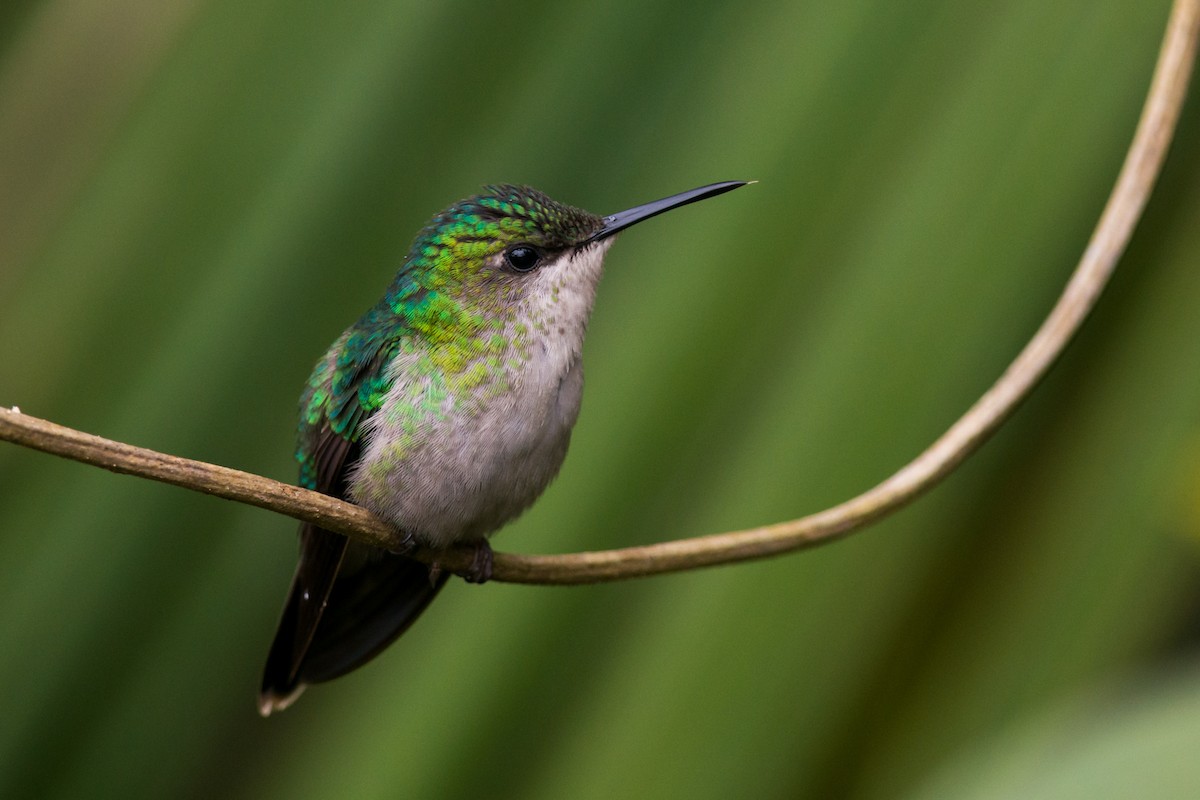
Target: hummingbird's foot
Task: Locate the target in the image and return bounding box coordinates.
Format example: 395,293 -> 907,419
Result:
386,529 -> 418,556
458,539 -> 494,584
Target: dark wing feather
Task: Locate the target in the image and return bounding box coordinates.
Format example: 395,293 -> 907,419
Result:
258,522 -> 349,711
259,428 -> 356,713
259,318 -> 447,715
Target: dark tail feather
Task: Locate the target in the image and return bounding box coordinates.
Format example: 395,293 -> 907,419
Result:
258,577 -> 319,714
259,524 -> 347,714
259,528 -> 447,715
297,548 -> 448,683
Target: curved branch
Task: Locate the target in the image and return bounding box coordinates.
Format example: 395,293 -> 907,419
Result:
1,0 -> 1197,584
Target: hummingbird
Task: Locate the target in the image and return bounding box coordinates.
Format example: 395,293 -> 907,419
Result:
259,181 -> 749,715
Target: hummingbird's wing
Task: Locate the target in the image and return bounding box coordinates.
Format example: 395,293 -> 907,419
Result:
258,525 -> 346,709
259,426 -> 450,714
258,426 -> 353,713
259,323 -> 447,715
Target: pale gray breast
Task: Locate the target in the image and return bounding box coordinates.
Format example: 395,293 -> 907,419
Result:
349,353 -> 585,549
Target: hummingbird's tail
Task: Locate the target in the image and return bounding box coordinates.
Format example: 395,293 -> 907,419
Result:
259,526 -> 448,716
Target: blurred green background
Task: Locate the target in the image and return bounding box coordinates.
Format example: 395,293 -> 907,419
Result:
2,0 -> 1200,797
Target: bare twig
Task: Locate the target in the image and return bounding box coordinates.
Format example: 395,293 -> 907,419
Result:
1,0 -> 1197,584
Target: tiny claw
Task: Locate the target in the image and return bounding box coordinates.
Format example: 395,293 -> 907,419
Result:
461,539 -> 494,584
428,561 -> 443,587
387,529 -> 418,555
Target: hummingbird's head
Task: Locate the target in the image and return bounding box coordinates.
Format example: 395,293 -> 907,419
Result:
406,184 -> 605,307
382,181 -> 750,380
400,182 -> 750,321
395,186 -> 607,355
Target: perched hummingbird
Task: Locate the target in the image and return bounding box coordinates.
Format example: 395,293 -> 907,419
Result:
259,181 -> 749,715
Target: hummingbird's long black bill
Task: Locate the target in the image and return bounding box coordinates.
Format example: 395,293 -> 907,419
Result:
583,181 -> 751,244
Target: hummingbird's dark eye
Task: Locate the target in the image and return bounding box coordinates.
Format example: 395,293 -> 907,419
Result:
505,245 -> 541,273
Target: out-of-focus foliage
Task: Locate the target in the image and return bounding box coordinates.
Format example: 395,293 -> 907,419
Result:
2,1 -> 1199,797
